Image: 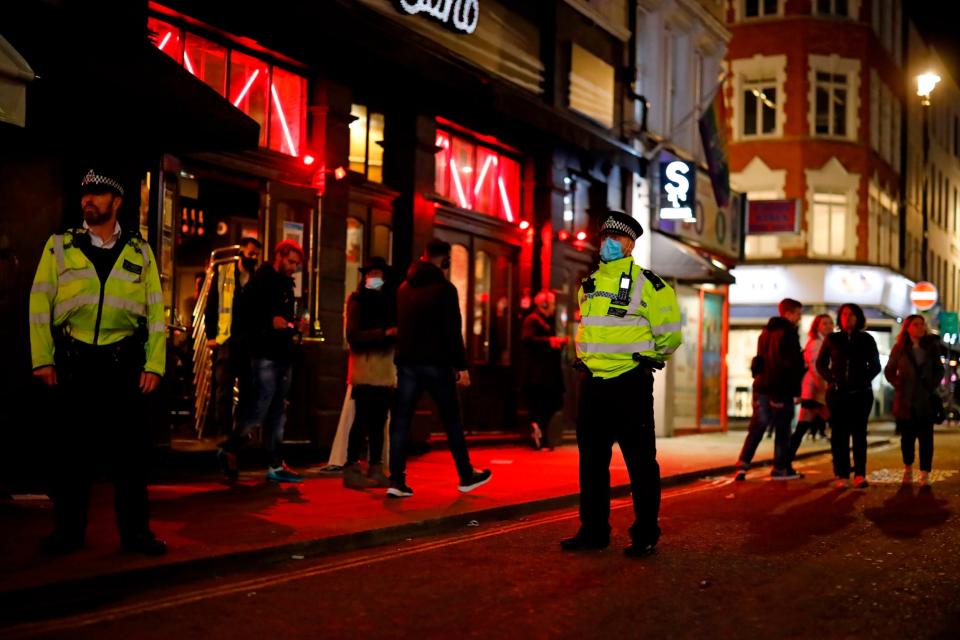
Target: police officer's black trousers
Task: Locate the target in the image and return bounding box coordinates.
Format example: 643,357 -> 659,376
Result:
576,365 -> 660,544
50,339 -> 152,544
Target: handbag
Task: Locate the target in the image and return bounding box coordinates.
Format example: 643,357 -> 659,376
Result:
902,344 -> 945,425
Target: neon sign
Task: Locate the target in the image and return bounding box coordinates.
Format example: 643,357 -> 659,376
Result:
396,0 -> 479,34
659,160 -> 696,221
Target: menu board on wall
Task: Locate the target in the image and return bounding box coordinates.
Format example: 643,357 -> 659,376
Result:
699,292 -> 724,427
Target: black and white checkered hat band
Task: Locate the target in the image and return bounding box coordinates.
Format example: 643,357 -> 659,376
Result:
80,170 -> 124,196
601,217 -> 637,240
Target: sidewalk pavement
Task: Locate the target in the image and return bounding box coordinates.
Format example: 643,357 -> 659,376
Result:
0,429 -> 890,618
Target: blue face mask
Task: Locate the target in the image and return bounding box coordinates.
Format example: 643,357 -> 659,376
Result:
599,237 -> 625,262
365,277 -> 384,291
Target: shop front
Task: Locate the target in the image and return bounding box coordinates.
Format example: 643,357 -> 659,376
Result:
642,152 -> 744,436
728,264 -> 916,421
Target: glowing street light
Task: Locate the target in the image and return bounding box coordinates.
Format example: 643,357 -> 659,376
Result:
917,72 -> 940,106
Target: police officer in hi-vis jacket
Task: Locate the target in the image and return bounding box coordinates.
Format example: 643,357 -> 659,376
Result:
29,167 -> 167,556
561,211 -> 682,558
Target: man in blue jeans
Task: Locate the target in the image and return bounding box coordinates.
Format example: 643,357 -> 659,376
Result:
388,240 -> 492,498
735,298 -> 806,481
218,240 -> 306,483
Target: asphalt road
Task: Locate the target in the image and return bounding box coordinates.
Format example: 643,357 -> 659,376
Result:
5,434 -> 960,640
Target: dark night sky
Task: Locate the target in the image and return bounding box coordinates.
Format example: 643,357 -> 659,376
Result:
909,2 -> 960,83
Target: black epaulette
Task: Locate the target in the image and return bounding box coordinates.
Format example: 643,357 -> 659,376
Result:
642,269 -> 666,291
581,276 -> 596,294
63,228 -> 88,250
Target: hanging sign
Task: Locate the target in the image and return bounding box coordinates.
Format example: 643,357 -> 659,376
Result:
659,160 -> 696,221
395,0 -> 479,34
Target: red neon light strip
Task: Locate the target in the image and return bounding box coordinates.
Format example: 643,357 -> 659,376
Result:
449,158 -> 470,209
497,176 -> 514,223
183,51 -> 196,75
232,69 -> 260,107
473,154 -> 497,196
158,32 -> 172,51
270,82 -> 298,157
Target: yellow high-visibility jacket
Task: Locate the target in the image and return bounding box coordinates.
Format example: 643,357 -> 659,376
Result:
576,256 -> 682,379
29,229 -> 166,375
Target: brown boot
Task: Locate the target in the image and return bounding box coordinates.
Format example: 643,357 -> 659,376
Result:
343,464 -> 375,490
367,463 -> 390,488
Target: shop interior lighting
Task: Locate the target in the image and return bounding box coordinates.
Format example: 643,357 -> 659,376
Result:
558,230 -> 571,241
157,32 -> 173,51
183,51 -> 196,76
711,259 -> 727,270
233,69 -> 260,107
449,158 -> 470,209
473,155 -> 497,196
519,220 -> 530,230
271,82 -> 299,157
334,166 -> 347,180
302,154 -> 315,166
497,176 -> 515,223
576,231 -> 587,241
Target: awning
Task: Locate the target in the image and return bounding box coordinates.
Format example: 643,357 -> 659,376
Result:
142,45 -> 260,152
651,231 -> 735,285
0,34 -> 35,127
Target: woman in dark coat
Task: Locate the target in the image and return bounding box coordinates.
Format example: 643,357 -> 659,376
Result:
816,303 -> 881,489
521,291 -> 567,450
884,314 -> 941,486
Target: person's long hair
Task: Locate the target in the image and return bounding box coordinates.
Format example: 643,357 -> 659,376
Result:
836,303 -> 866,333
808,313 -> 833,340
895,314 -> 926,349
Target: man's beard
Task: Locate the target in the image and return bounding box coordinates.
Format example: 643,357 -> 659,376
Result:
83,207 -> 111,226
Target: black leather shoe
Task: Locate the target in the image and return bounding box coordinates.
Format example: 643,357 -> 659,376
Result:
560,535 -> 609,551
40,532 -> 85,555
624,540 -> 657,558
121,535 -> 168,556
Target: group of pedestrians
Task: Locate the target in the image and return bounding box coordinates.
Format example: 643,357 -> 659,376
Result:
738,298 -> 941,488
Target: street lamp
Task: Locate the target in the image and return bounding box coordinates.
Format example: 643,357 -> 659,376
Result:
917,72 -> 940,280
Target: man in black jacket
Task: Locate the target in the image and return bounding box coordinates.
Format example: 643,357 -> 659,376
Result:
735,298 -> 806,480
219,240 -> 306,483
388,240 -> 492,498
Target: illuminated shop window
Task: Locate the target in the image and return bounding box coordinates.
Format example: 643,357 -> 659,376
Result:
434,126 -> 521,223
349,104 -> 385,183
148,14 -> 306,157
185,33 -> 227,96
450,244 -> 470,340
148,17 -> 182,64
345,218 -> 364,303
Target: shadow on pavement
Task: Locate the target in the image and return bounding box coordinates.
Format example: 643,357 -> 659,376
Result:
863,485 -> 951,539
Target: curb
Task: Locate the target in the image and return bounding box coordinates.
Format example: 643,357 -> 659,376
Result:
0,438 -> 890,625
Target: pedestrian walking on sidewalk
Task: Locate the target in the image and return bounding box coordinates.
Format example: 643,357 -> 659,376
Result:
817,303 -> 881,489
562,211 -> 682,558
884,314 -> 942,487
388,240 -> 492,498
206,237 -> 261,448
343,257 -> 397,490
522,290 -> 567,451
734,298 -> 806,481
789,313 -> 834,457
29,166 -> 167,556
218,240 -> 308,484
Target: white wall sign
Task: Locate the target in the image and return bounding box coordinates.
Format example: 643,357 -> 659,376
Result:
396,0 -> 479,34
659,160 -> 695,221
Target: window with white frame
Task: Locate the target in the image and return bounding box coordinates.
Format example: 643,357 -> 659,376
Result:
811,191 -> 848,257
815,0 -> 849,17
808,56 -> 859,140
743,0 -> 779,19
744,189 -> 783,258
743,78 -> 777,136
814,72 -> 848,136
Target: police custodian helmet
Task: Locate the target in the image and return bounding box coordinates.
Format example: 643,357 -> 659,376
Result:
598,210 -> 643,241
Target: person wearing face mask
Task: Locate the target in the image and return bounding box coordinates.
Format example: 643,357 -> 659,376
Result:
218,240 -> 308,483
389,239 -> 492,498
522,290 -> 567,450
342,257 -> 397,489
561,211 -> 682,558
207,238 -> 262,466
